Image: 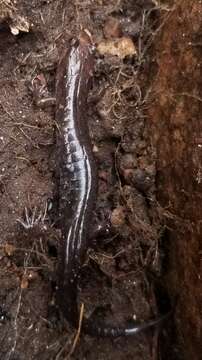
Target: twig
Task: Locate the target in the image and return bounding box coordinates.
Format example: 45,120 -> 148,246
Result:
9,122 -> 39,129
0,244 -> 53,269
55,303 -> 84,360
67,303 -> 84,358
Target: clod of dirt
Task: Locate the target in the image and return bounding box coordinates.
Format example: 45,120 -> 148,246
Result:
97,37 -> 137,59
120,153 -> 137,169
103,17 -> 122,39
121,168 -> 134,185
121,167 -> 155,193
111,206 -> 126,228
0,0 -> 29,35
120,16 -> 142,38
119,153 -> 138,184
96,88 -> 125,138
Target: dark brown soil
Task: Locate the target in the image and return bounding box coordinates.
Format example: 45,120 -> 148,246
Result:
1,1 -> 199,359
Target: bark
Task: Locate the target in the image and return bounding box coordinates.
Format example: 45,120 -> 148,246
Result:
149,1 -> 202,359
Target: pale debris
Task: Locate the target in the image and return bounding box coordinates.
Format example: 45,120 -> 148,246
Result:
0,0 -> 30,35
97,37 -> 137,59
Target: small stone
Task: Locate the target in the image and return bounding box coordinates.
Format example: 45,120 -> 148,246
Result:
104,17 -> 122,39
93,144 -> 99,153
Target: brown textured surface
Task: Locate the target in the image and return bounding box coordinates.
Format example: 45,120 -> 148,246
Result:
0,0 -> 201,358
149,1 -> 202,359
0,1 -> 169,359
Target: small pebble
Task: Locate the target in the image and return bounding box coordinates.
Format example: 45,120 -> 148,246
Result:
93,144 -> 99,153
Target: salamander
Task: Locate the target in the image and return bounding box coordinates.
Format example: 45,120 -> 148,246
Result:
55,31 -> 169,337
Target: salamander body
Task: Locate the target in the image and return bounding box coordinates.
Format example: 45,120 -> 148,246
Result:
55,32 -> 170,337
56,32 -> 97,325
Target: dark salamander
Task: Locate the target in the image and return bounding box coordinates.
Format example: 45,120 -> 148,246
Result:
55,31 -> 169,337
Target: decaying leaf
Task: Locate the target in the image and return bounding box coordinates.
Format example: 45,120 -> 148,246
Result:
97,37 -> 137,59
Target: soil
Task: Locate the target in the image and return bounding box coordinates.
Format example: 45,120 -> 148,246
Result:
0,1 -> 198,360
149,1 -> 202,359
